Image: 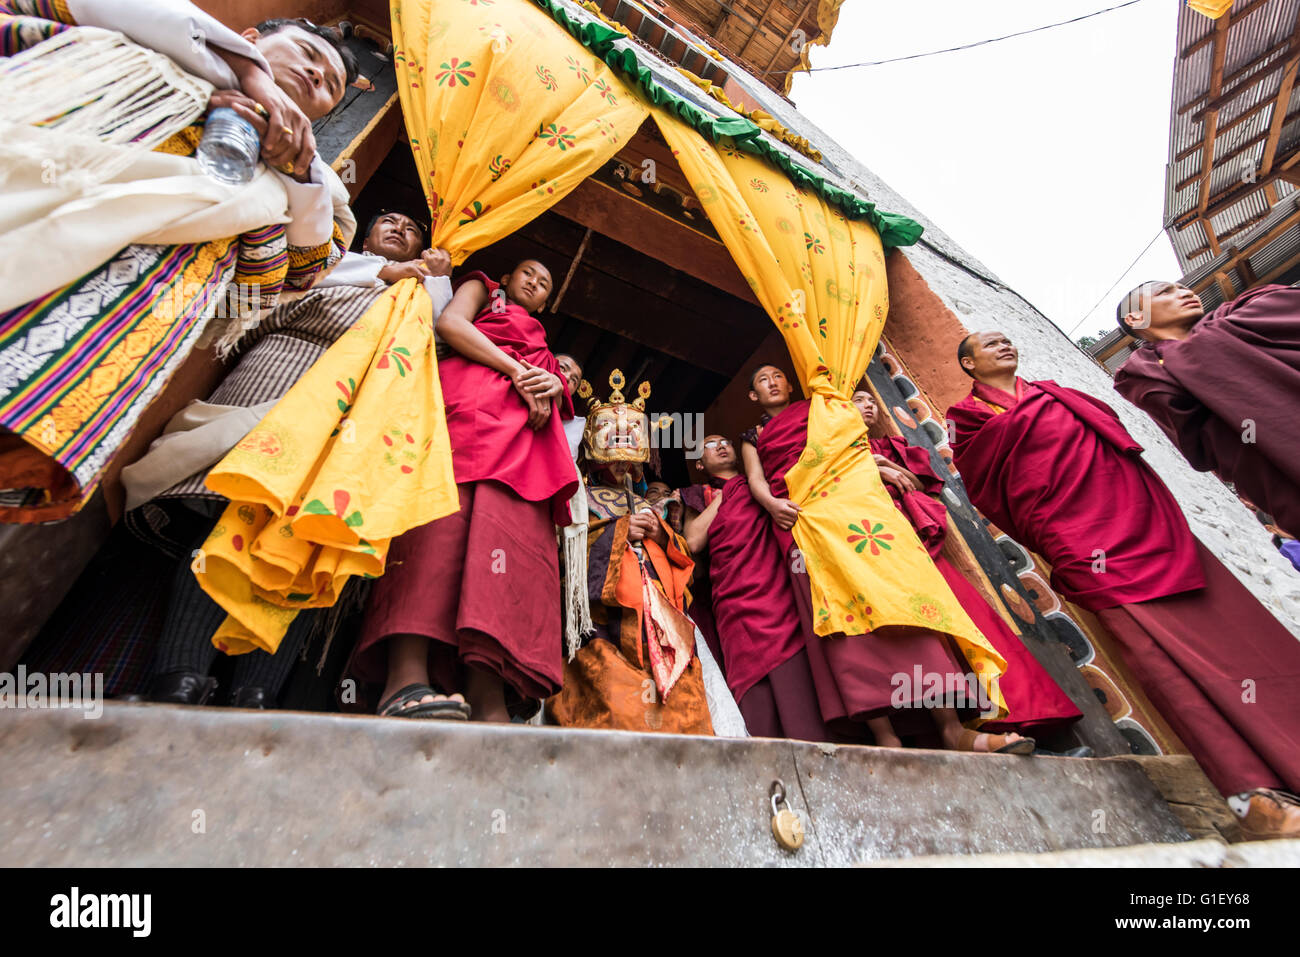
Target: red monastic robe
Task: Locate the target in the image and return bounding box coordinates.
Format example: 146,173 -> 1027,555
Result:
703,474 -> 806,703
353,273 -> 577,703
753,401 -> 969,735
681,477 -> 832,741
948,377 -> 1300,794
437,272 -> 577,522
947,379 -> 1204,610
869,435 -> 1081,734
1114,283 -> 1300,536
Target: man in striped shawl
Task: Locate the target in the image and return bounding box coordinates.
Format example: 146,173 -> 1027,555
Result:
0,0 -> 359,522
87,211 -> 453,709
25,211 -> 449,705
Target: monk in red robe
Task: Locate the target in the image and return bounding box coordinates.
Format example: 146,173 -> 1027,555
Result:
1113,281 -> 1300,537
848,388 -> 1082,740
352,260 -> 577,722
949,330 -> 1300,839
741,364 -> 1034,754
682,434 -> 830,741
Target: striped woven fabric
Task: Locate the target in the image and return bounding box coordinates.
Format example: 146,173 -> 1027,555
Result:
148,283 -> 387,509
0,3 -> 347,523
0,0 -> 72,55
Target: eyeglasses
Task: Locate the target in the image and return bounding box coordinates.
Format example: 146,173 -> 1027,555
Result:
702,439 -> 731,449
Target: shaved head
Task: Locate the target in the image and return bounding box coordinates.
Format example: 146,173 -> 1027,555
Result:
958,330 -> 1018,382
1115,280 -> 1203,341
1115,281 -> 1164,337
956,332 -> 978,377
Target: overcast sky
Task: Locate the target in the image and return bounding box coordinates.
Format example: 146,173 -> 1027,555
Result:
788,0 -> 1181,342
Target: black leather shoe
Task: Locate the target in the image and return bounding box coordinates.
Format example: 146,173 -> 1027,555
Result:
147,671 -> 217,706
229,686 -> 269,709
1032,745 -> 1096,758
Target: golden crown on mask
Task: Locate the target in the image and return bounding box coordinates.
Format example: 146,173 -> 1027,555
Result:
580,369 -> 672,470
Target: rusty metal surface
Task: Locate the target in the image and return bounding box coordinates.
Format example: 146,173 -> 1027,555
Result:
0,704 -> 1188,867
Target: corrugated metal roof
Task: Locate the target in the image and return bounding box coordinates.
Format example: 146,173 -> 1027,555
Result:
1165,0 -> 1300,293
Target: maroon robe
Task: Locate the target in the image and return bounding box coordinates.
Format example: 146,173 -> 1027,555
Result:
352,273 -> 577,705
1114,283 -> 1300,536
705,476 -> 807,700
752,401 -> 968,734
948,377 -> 1300,794
947,379 -> 1204,610
683,478 -> 831,741
869,435 -> 1081,734
678,482 -> 725,673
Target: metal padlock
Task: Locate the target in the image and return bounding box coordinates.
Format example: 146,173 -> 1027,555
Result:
770,780 -> 804,851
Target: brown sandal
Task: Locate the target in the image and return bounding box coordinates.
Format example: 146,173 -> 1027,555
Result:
957,728 -> 1036,755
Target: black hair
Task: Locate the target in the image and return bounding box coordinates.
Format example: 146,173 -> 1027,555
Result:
956,333 -> 976,378
748,363 -> 784,391
364,210 -> 428,245
255,18 -> 360,90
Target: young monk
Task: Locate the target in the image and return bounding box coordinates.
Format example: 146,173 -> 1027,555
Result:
555,353 -> 585,460
1114,281 -> 1300,537
352,260 -> 576,721
682,433 -> 829,740
741,364 -> 1033,753
849,387 -> 1083,741
949,330 -> 1300,838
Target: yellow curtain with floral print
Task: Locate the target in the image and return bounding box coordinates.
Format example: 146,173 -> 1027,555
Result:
655,117 -> 1007,712
391,0 -> 649,263
192,0 -> 649,653
196,280 -> 458,654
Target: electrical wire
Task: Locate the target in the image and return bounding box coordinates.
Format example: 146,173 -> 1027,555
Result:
1068,228 -> 1167,335
785,0 -> 1149,76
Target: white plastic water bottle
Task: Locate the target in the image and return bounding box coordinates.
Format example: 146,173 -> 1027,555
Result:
196,107 -> 261,185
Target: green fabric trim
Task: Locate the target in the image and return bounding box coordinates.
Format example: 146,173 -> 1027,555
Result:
529,0 -> 923,248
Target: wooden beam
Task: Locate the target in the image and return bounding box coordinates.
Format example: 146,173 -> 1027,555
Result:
1191,205 -> 1300,291
762,0 -> 819,74
1174,106 -> 1300,191
330,93 -> 400,202
1206,220 -> 1221,256
1196,15 -> 1233,216
551,178 -> 758,305
738,0 -> 782,59
1260,23 -> 1300,177
1179,0 -> 1267,59
1176,95 -> 1274,162
549,228 -> 592,313
1214,271 -> 1235,299
1251,246 -> 1300,284
1175,148 -> 1300,227
1182,38 -> 1298,117
1238,258 -> 1259,286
